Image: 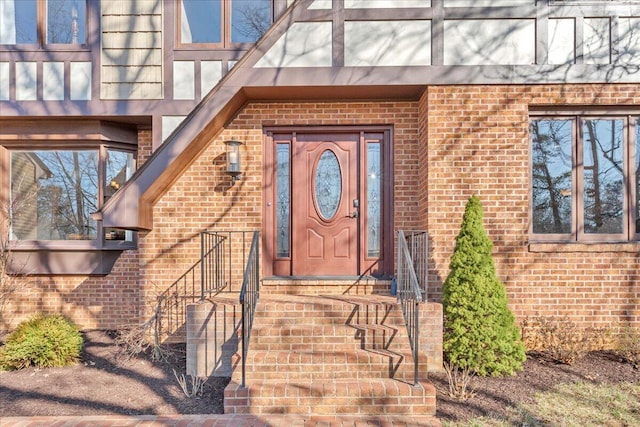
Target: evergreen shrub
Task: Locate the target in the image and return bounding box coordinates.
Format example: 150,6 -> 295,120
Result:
443,195 -> 526,376
0,314 -> 83,370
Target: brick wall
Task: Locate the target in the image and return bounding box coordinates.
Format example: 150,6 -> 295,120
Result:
138,101 -> 422,321
5,88 -> 639,334
424,84 -> 640,330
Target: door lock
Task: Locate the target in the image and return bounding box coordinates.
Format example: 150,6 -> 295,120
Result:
349,199 -> 360,218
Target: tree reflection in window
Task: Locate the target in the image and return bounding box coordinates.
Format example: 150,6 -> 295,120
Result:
11,150 -> 98,240
0,0 -> 86,45
179,0 -> 270,45
10,148 -> 134,241
531,119 -> 573,234
582,119 -> 624,234
231,0 -> 271,43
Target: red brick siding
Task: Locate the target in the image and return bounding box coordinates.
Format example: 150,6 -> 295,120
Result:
139,102 -> 422,319
424,84 -> 640,329
6,88 -> 640,333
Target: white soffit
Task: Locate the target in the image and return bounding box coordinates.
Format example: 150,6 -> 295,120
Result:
345,20 -> 431,67
584,18 -> 611,64
308,0 -> 332,9
255,22 -> 333,68
173,61 -> 195,100
201,61 -> 223,95
0,63 -> 9,100
444,0 -> 533,6
619,17 -> 640,64
345,0 -> 431,8
444,19 -> 535,65
549,19 -> 575,65
43,62 -> 65,101
70,62 -> 92,100
16,62 -> 37,101
162,116 -> 186,142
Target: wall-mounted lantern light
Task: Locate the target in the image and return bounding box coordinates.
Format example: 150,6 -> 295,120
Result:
224,140 -> 242,182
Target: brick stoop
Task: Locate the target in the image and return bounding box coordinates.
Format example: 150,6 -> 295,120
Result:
224,294 -> 436,417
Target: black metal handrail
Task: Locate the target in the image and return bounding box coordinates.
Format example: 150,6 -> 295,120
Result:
201,231 -> 255,299
156,231 -> 255,340
404,230 -> 429,302
157,264 -> 201,340
397,230 -> 426,386
239,231 -> 260,388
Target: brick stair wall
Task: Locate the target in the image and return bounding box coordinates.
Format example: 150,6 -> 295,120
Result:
224,294 -> 436,416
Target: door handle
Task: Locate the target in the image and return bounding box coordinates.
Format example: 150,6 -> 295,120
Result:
348,210 -> 359,218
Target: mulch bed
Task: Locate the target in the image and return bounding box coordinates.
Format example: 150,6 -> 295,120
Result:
432,350 -> 639,421
0,330 -> 638,420
0,330 -> 228,417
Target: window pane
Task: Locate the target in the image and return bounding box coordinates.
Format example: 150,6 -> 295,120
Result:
276,144 -> 290,257
531,119 -> 573,234
11,150 -> 98,240
231,0 -> 271,43
105,149 -> 135,241
47,0 -> 86,44
636,118 -> 640,235
314,150 -> 342,220
582,119 -> 624,234
367,142 -> 381,257
181,0 -> 221,43
0,0 -> 37,44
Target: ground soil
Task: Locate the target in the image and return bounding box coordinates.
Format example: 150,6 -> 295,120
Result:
0,330 -> 638,420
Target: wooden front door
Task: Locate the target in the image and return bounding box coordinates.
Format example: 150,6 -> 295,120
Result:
263,128 -> 393,277
291,134 -> 359,275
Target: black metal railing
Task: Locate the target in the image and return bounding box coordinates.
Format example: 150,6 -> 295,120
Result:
157,264 -> 201,341
397,230 -> 427,386
239,231 -> 260,388
156,230 -> 256,340
201,230 -> 257,298
404,230 -> 429,302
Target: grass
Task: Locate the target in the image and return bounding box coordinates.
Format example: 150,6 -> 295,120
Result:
444,381 -> 640,427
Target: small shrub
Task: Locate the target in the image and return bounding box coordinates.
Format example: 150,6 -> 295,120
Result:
0,314 -> 83,370
444,361 -> 475,401
614,322 -> 640,368
521,316 -> 608,365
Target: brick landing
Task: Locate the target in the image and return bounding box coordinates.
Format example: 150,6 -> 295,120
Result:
0,414 -> 442,426
225,294 -> 436,417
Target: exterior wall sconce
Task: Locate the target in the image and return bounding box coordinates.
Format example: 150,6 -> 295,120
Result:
224,140 -> 242,182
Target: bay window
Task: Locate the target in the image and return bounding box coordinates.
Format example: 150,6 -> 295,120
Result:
0,0 -> 87,46
531,114 -> 639,242
10,145 -> 135,243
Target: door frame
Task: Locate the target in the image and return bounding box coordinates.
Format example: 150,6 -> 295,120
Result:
262,126 -> 394,277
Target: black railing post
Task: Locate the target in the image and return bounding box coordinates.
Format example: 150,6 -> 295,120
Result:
397,230 -> 427,387
200,231 -> 205,301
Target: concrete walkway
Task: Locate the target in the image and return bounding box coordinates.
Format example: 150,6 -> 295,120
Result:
0,414 -> 442,426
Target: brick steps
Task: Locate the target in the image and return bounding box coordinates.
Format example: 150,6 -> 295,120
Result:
249,325 -> 402,351
225,379 -> 436,415
224,294 -> 435,416
245,349 -> 412,380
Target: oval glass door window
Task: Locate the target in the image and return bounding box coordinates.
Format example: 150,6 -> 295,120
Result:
315,150 -> 342,220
